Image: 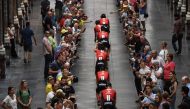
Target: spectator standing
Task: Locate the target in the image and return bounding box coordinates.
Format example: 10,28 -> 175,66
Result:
159,41 -> 168,62
159,91 -> 170,109
48,31 -> 57,56
178,102 -> 189,109
43,31 -> 53,79
163,54 -> 175,94
139,60 -> 151,88
17,80 -> 32,109
21,22 -> 37,63
140,85 -> 156,108
151,62 -> 164,92
2,87 -> 17,109
46,76 -> 55,95
46,83 -> 59,109
169,73 -> 178,109
41,0 -> 50,21
7,24 -> 18,58
132,54 -> 142,102
151,50 -> 165,68
179,86 -> 190,108
43,11 -> 53,32
138,0 -> 146,31
172,14 -> 183,55
55,0 -> 63,20
181,76 -> 190,97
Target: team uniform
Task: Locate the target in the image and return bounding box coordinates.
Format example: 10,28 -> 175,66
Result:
94,24 -> 102,42
96,71 -> 110,94
99,18 -> 110,33
95,50 -> 109,74
96,71 -> 110,105
101,88 -> 117,109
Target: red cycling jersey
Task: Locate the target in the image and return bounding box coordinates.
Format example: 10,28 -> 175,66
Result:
96,71 -> 110,82
97,31 -> 109,40
100,18 -> 110,25
95,50 -> 108,61
95,24 -> 102,33
101,88 -> 116,102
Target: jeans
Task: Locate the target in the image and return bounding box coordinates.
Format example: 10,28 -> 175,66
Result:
44,54 -> 52,79
172,33 -> 183,53
170,95 -> 176,109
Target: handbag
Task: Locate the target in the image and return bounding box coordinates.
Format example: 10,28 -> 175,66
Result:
144,13 -> 148,18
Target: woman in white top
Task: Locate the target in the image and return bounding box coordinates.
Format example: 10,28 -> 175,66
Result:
2,87 -> 17,109
159,41 -> 168,62
7,24 -> 18,58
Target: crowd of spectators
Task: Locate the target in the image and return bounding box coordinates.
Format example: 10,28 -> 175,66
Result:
117,0 -> 190,109
1,0 -> 190,109
1,0 -> 87,108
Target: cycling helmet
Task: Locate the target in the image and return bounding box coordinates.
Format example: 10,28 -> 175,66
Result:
95,20 -> 100,25
101,14 -> 106,18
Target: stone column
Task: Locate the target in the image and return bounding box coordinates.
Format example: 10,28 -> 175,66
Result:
8,0 -> 14,23
4,0 -> 8,27
0,0 -> 3,42
186,0 -> 190,39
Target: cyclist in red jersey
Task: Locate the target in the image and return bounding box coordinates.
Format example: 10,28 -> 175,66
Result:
96,70 -> 110,105
95,42 -> 109,74
95,49 -> 108,61
96,26 -> 110,52
97,27 -> 109,41
99,14 -> 110,33
96,70 -> 110,83
100,83 -> 117,109
94,20 -> 102,42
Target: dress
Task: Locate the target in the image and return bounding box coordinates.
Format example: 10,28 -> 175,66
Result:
17,90 -> 31,109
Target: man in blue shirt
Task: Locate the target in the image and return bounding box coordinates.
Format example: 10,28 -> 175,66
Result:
21,22 -> 37,63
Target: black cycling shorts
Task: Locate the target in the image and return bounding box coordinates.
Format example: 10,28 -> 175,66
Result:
95,60 -> 107,74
